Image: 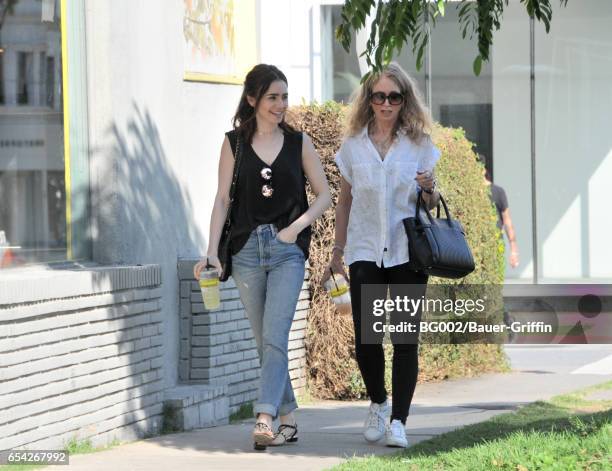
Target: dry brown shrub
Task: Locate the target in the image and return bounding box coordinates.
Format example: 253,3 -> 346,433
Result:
285,102 -> 361,398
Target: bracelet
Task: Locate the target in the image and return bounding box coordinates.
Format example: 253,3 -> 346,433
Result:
332,245 -> 344,255
422,179 -> 437,194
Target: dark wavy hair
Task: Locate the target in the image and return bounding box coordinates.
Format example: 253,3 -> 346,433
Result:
232,64 -> 297,143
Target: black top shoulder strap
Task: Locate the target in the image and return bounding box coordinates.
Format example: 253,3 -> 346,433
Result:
225,129 -> 239,158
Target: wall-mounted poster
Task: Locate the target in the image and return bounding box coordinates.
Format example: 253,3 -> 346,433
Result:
183,0 -> 258,84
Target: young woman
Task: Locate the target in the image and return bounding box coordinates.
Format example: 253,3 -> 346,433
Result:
194,64 -> 331,449
323,62 -> 440,448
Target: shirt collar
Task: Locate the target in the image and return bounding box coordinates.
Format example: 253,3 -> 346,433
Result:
359,127 -> 369,141
360,125 -> 406,140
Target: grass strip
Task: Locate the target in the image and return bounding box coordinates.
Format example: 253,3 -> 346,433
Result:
331,381 -> 612,471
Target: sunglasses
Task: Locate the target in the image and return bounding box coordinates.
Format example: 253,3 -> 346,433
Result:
369,91 -> 404,106
260,167 -> 273,198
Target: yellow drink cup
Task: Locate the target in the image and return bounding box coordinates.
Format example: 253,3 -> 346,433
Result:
199,267 -> 220,310
324,272 -> 352,315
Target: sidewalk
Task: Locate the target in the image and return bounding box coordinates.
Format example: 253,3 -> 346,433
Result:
48,363 -> 609,471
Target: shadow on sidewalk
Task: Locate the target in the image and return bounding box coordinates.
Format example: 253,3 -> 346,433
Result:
133,401 -> 533,458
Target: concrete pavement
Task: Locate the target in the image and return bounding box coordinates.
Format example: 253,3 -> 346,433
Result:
44,345 -> 612,471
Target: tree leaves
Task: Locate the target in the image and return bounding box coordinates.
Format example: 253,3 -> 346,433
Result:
0,0 -> 18,29
338,0 -> 569,77
473,55 -> 483,76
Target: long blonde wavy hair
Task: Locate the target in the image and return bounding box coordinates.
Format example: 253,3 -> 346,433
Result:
346,62 -> 433,143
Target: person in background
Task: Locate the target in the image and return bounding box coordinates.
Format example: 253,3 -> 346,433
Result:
480,156 -> 519,341
480,157 -> 519,269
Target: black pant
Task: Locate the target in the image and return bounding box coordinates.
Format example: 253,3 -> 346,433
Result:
349,260 -> 428,424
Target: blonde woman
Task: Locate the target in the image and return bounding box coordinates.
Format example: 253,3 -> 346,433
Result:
323,62 -> 440,448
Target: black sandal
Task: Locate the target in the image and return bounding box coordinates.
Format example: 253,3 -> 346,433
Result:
269,424 -> 298,446
252,422 -> 274,451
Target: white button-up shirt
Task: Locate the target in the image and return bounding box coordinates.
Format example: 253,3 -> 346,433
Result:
335,127 -> 441,268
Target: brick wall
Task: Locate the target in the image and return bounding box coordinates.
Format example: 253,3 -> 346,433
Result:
178,260 -> 309,413
0,264 -> 163,450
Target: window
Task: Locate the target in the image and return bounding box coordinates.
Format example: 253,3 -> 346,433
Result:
430,3 -> 493,169
534,0 -> 612,280
320,4 -> 425,104
45,56 -> 55,108
0,0 -> 66,268
0,52 -> 4,104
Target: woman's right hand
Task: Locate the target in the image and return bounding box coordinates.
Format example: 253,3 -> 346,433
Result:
321,253 -> 348,287
193,255 -> 222,279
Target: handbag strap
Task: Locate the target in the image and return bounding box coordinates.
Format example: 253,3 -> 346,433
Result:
222,133 -> 244,234
415,189 -> 453,226
328,267 -> 340,291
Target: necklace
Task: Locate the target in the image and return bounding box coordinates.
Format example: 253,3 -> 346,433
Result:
257,127 -> 280,137
370,132 -> 394,159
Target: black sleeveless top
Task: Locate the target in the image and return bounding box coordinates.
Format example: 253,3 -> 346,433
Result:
226,129 -> 312,260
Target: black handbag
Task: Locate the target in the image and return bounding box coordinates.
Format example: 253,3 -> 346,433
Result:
218,133 -> 244,282
402,190 -> 475,279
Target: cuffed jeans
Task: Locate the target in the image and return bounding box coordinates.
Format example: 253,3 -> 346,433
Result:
232,224 -> 305,418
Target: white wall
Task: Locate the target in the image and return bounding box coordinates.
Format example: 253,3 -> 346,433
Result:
259,0 -> 321,103
535,0 -> 612,281
85,0 -> 243,389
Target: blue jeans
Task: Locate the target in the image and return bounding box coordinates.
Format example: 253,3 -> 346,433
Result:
232,224 -> 306,418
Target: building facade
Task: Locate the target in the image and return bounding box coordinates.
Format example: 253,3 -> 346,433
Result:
0,0 -> 610,449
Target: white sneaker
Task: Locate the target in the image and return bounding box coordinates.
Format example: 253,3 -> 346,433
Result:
363,400 -> 389,443
385,419 -> 408,448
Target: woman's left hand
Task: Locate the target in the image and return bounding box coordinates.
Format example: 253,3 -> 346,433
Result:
415,170 -> 435,192
277,226 -> 299,244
